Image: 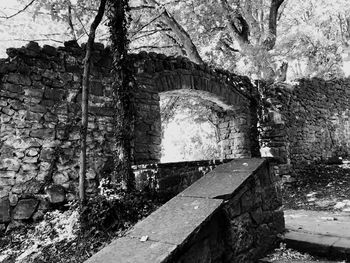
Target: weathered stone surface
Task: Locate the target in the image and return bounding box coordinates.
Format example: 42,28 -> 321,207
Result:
262,79 -> 350,176
13,199 -> 39,220
85,236 -> 177,263
0,158 -> 20,171
0,42 -> 257,229
45,184 -> 66,203
180,159 -> 265,199
30,129 -> 55,138
0,171 -> 16,186
0,198 -> 11,223
128,196 -> 222,245
87,159 -> 283,263
53,172 -> 69,185
180,170 -> 250,199
6,73 -> 31,85
9,193 -> 19,206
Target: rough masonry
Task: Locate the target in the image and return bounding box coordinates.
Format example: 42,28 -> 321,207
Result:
260,79 -> 350,178
0,41 -> 257,226
86,158 -> 284,263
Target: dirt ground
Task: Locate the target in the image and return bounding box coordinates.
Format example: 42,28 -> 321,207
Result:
282,162 -> 350,213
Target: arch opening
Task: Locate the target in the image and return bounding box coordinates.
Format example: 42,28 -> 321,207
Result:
160,94 -> 223,163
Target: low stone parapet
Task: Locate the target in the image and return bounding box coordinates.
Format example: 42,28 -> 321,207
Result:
85,158 -> 284,263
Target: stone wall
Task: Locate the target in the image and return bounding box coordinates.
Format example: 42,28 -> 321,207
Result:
260,78 -> 350,177
130,51 -> 257,163
0,41 -> 115,226
85,158 -> 284,263
133,159 -> 233,196
0,41 -> 257,227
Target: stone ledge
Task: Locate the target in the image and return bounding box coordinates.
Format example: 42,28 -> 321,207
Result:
180,158 -> 265,199
85,158 -> 283,263
127,196 -> 223,245
85,236 -> 177,263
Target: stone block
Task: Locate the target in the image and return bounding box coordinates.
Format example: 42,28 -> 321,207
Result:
0,158 -> 20,171
6,73 -> 31,86
26,41 -> 41,52
24,111 -> 42,122
9,193 -> 19,206
40,148 -> 54,161
26,148 -> 39,157
45,184 -> 66,203
240,189 -> 254,213
23,156 -> 39,164
128,196 -> 222,245
44,88 -> 65,101
13,198 -> 39,220
22,163 -> 38,171
0,197 -> 10,223
28,104 -> 47,113
2,83 -> 23,93
53,172 -> 69,185
0,171 -> 16,186
0,186 -> 11,198
30,128 -> 55,138
16,170 -> 38,184
85,236 -> 176,263
42,45 -> 57,56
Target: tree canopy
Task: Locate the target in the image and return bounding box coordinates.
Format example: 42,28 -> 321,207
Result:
1,0 -> 350,80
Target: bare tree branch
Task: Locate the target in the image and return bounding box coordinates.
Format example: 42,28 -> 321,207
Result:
219,0 -> 250,49
131,28 -> 170,41
130,5 -> 155,10
0,38 -> 63,43
65,0 -> 77,40
220,38 -> 239,52
130,12 -> 163,38
73,8 -> 89,37
264,0 -> 285,50
145,0 -> 204,64
131,45 -> 178,51
0,0 -> 36,19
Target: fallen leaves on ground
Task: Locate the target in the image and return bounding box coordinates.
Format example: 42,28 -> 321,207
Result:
282,163 -> 350,212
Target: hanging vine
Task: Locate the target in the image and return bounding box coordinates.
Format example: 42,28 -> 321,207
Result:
106,0 -> 135,191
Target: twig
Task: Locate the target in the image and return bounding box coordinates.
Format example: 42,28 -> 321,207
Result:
0,38 -> 63,43
66,0 -> 77,40
0,0 -> 36,19
130,5 -> 154,10
131,28 -> 169,41
73,8 -> 89,37
130,13 -> 163,38
131,44 -> 177,50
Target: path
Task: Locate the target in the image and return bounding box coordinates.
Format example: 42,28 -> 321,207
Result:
282,210 -> 350,260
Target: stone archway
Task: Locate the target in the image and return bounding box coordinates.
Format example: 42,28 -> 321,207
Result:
0,42 -> 258,224
130,52 -> 258,164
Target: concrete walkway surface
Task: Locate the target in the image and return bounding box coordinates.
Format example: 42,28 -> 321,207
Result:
282,209 -> 350,260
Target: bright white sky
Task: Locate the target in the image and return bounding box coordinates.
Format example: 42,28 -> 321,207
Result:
0,0 -> 71,57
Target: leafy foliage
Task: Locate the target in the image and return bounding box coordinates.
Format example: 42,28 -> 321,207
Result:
0,188 -> 167,263
160,96 -> 221,162
80,189 -> 164,233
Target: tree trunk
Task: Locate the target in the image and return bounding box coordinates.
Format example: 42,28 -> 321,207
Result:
264,0 -> 285,50
79,0 -> 106,204
107,0 -> 135,191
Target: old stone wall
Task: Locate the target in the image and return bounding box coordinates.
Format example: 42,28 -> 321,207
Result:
260,78 -> 350,177
130,51 -> 257,163
0,41 -> 257,226
85,158 -> 284,263
133,159 -> 233,196
0,41 -> 115,225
